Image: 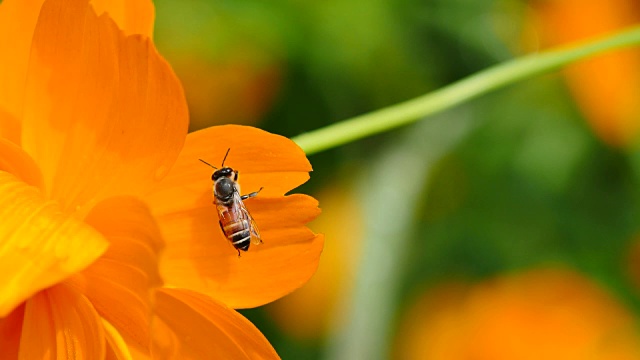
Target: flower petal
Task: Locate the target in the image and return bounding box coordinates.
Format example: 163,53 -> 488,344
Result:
144,125 -> 322,308
0,0 -> 153,143
149,312 -> 181,359
0,171 -> 108,316
153,288 -> 279,359
103,318 -> 134,360
0,0 -> 45,143
90,0 -> 155,37
21,0 -> 188,215
144,125 -> 311,216
19,284 -> 106,359
157,193 -> 323,308
66,196 -> 164,355
0,137 -> 44,189
0,303 -> 24,359
0,110 -> 21,145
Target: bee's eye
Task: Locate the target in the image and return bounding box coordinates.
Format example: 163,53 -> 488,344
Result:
215,178 -> 234,199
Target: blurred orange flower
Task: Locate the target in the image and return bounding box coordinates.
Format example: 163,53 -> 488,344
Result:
526,0 -> 640,147
394,268 -> 640,360
0,0 -> 321,358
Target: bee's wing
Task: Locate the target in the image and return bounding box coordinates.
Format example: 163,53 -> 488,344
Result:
248,212 -> 263,245
235,192 -> 263,245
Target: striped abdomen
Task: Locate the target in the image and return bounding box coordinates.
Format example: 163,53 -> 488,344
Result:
217,204 -> 252,251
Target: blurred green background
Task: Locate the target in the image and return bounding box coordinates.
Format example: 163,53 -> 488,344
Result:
153,0 -> 640,359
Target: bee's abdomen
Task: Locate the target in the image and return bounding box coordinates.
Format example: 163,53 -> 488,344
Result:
224,220 -> 251,251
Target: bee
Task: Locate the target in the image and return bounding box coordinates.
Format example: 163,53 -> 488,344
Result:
200,148 -> 263,256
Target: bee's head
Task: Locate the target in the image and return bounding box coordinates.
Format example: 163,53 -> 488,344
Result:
212,167 -> 234,181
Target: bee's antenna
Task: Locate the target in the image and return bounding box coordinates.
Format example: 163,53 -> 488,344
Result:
199,159 -> 217,169
221,148 -> 231,167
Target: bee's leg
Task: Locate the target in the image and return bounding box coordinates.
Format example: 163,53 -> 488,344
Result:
218,221 -> 225,235
241,187 -> 264,200
237,249 -> 241,257
234,170 -> 238,181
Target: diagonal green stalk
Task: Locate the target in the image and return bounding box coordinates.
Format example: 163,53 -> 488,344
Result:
292,26 -> 640,155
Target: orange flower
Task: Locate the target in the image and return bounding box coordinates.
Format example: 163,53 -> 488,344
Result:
526,0 -> 640,147
0,0 -> 322,358
394,268 -> 640,360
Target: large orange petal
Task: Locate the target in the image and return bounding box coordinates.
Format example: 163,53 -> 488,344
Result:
153,288 -> 279,359
0,171 -> 108,317
91,0 -> 155,37
144,125 -> 322,308
21,0 -> 188,215
66,196 -> 163,355
0,0 -> 154,144
19,283 -> 106,359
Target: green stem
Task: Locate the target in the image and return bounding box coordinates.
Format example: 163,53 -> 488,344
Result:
292,26 -> 640,155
